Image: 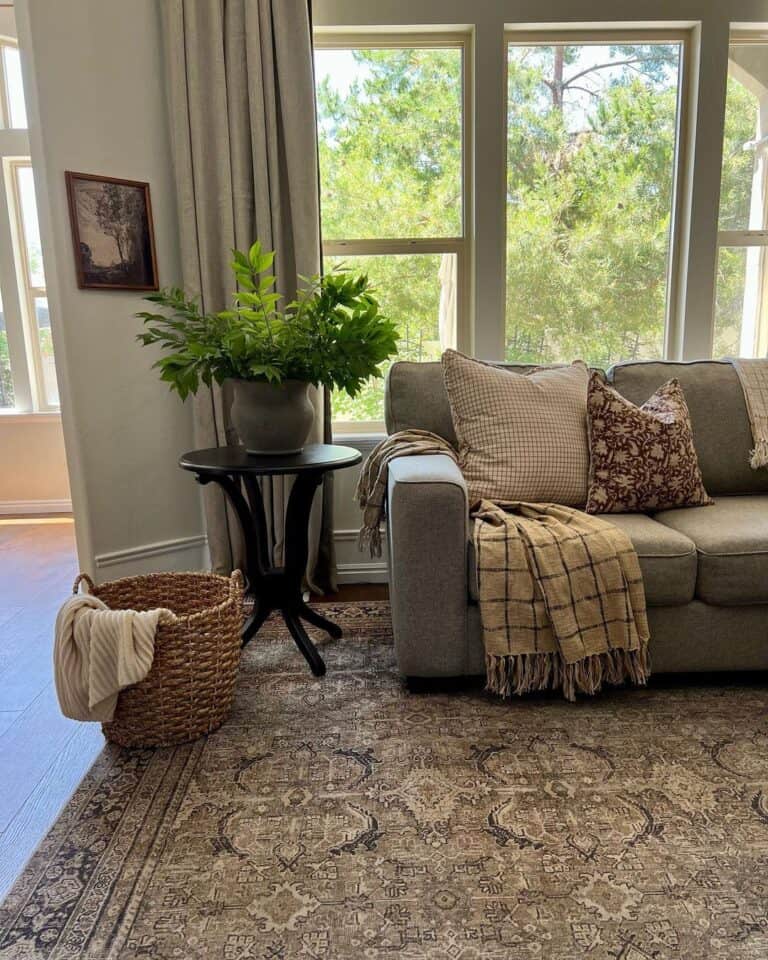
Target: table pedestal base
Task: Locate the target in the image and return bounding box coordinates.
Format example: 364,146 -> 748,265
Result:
196,469 -> 341,677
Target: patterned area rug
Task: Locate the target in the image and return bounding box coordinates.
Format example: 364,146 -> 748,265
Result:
2,601 -> 768,959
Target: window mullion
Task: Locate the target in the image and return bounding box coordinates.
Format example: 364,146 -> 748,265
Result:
718,230 -> 768,247
0,43 -> 8,129
678,19 -> 731,360
0,158 -> 31,409
473,20 -> 506,360
323,238 -> 463,256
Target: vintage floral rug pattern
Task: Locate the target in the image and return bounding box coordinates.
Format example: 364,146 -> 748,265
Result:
1,602 -> 768,959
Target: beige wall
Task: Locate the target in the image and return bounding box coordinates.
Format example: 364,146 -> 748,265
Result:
0,417 -> 70,507
15,0 -> 204,577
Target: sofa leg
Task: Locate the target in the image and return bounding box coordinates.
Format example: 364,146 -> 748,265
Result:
405,675 -> 483,694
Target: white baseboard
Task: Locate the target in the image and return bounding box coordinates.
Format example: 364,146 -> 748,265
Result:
334,527 -> 389,584
0,498 -> 72,515
87,528 -> 383,582
336,560 -> 389,584
95,534 -> 208,570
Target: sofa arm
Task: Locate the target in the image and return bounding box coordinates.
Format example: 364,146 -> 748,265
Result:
386,454 -> 470,677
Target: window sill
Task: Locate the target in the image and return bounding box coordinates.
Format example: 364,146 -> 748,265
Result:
0,410 -> 62,424
331,429 -> 386,450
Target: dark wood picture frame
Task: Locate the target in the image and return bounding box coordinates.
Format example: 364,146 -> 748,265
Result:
65,171 -> 158,291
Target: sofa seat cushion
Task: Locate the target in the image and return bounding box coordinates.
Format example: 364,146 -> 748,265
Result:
655,496 -> 768,604
598,513 -> 697,606
468,511 -> 696,606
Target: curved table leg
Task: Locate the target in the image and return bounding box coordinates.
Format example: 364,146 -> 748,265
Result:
242,596 -> 271,645
298,601 -> 343,640
282,611 -> 327,677
193,467 -> 339,674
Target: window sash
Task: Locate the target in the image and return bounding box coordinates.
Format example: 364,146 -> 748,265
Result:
314,33 -> 471,431
6,158 -> 55,411
0,42 -> 10,130
0,38 -> 56,413
503,28 -> 691,363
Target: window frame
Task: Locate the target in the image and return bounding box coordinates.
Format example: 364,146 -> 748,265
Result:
0,38 -> 12,130
715,29 -> 768,359
313,31 -> 472,434
0,36 -> 57,415
6,157 -> 53,410
503,27 -> 692,364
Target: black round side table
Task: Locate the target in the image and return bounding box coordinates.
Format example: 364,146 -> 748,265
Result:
179,443 -> 362,677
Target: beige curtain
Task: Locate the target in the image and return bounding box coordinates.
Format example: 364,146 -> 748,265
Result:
161,0 -> 335,592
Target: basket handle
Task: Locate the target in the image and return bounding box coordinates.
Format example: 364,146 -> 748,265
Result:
231,569 -> 245,594
73,573 -> 96,595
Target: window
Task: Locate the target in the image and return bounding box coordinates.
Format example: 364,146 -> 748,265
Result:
0,287 -> 13,407
314,37 -> 468,429
505,35 -> 684,368
0,37 -> 58,412
714,34 -> 768,358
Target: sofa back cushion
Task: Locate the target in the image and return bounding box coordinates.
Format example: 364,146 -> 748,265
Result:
607,360 -> 766,495
386,357 -> 764,496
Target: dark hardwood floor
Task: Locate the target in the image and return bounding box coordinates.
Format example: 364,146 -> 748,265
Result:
0,517 -> 387,901
0,518 -> 102,901
314,583 -> 388,603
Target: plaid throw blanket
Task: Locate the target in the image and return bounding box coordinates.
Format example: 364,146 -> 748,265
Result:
730,358 -> 768,469
474,500 -> 649,701
358,430 -> 650,700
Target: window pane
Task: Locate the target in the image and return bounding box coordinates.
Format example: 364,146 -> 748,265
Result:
718,43 -> 766,231
714,245 -> 766,358
34,297 -> 59,406
505,42 -> 682,367
324,252 -> 456,422
2,44 -> 27,129
0,288 -> 15,408
315,47 -> 462,239
15,165 -> 45,286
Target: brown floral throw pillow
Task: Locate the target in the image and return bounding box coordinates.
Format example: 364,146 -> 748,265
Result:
586,372 -> 713,514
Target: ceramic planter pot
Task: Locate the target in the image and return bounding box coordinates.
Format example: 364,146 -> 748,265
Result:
230,379 -> 314,455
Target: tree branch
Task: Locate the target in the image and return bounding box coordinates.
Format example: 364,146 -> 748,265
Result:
563,57 -> 646,88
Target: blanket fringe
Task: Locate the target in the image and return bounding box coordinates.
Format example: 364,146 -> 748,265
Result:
750,438 -> 768,470
486,644 -> 650,703
357,519 -> 383,559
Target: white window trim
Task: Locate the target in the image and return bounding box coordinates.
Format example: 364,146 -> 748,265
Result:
503,27 -> 693,363
715,29 -> 768,359
314,31 -> 472,435
0,37 -> 57,416
6,156 -> 54,411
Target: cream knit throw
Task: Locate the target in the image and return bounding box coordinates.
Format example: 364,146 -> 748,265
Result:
731,357 -> 768,469
54,592 -> 171,722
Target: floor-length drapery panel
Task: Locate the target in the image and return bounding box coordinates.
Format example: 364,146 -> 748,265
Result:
162,0 -> 334,589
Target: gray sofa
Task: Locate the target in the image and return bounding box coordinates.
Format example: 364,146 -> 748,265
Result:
383,359 -> 768,678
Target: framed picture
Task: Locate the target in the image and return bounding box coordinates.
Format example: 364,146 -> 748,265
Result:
65,171 -> 158,290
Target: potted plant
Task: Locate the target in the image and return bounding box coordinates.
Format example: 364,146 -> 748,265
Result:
136,242 -> 399,453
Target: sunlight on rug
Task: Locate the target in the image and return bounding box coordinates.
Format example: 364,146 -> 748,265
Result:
1,601 -> 768,958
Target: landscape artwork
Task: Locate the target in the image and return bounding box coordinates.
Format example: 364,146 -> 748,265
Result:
65,171 -> 158,290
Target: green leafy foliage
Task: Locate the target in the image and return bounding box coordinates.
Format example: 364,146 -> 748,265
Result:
0,329 -> 14,407
136,241 -> 399,401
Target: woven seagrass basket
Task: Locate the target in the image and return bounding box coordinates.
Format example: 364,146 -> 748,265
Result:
72,570 -> 244,748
